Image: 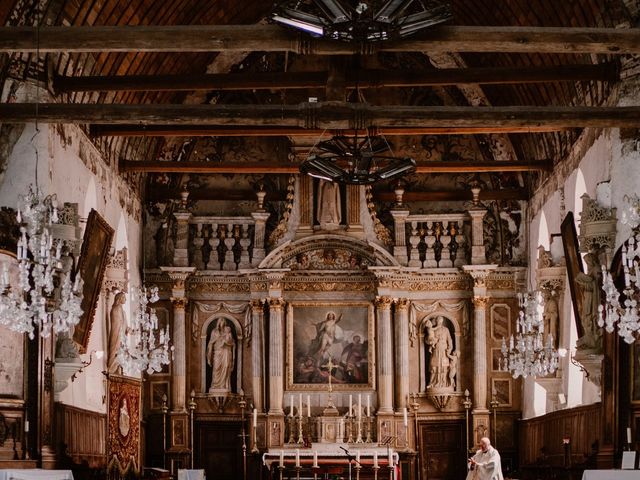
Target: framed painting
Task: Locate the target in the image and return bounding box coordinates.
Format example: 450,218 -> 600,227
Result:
491,378 -> 512,407
561,212 -> 585,338
286,302 -> 374,390
73,209 -> 115,352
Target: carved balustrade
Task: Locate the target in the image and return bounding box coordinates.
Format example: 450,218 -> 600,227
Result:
404,213 -> 471,268
189,216 -> 262,271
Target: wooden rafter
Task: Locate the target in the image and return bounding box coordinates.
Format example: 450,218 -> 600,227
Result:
120,160 -> 552,174
4,103 -> 640,128
1,25 -> 640,54
53,64 -> 616,93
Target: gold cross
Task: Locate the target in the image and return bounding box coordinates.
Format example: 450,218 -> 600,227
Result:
321,356 -> 336,393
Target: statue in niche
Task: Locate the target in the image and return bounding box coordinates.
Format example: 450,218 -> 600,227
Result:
207,318 -> 236,393
426,316 -> 454,389
108,292 -> 127,374
543,290 -> 559,346
537,245 -> 553,269
575,252 -> 603,351
317,180 -> 341,230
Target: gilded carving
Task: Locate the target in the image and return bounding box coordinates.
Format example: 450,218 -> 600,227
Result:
395,298 -> 410,310
486,278 -> 515,290
472,296 -> 489,309
269,298 -> 286,309
285,281 -> 373,292
171,297 -> 188,310
188,281 -> 251,293
375,296 -> 393,309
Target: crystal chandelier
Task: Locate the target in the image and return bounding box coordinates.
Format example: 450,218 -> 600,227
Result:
599,194 -> 640,344
501,291 -> 559,378
0,186 -> 84,339
118,285 -> 172,376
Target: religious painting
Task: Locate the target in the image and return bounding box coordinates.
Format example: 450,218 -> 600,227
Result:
561,212 -> 585,338
150,381 -> 169,411
490,304 -> 511,341
287,302 -> 374,390
0,251 -> 25,399
491,378 -> 511,407
107,375 -> 141,477
73,209 -> 115,352
204,317 -> 238,395
172,417 -> 186,447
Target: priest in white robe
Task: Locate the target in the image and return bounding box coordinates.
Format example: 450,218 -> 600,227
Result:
466,437 -> 504,480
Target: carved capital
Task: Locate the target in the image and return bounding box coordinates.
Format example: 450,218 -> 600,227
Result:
171,297 -> 188,310
268,297 -> 285,310
251,299 -> 264,311
472,296 -> 489,310
375,296 -> 393,310
394,298 -> 410,311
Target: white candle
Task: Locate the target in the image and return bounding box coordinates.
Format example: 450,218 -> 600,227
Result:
358,394 -> 362,419
349,394 -> 353,416
289,395 -> 294,417
628,427 -> 632,444
24,420 -> 29,433
295,449 -> 300,467
388,446 -> 393,466
307,395 -> 311,417
313,451 -> 318,468
356,450 -> 361,463
280,450 -> 284,467
253,408 -> 257,428
373,451 -> 378,468
403,407 -> 408,427
299,394 -> 303,418
367,395 -> 371,417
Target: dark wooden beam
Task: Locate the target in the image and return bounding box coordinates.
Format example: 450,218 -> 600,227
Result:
91,125 -> 567,137
1,25 -> 639,54
4,102 -> 640,129
146,187 -> 527,202
54,63 -> 616,93
121,160 -> 551,174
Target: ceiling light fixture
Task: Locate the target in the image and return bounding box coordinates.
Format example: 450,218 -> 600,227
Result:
271,0 -> 452,42
300,135 -> 416,184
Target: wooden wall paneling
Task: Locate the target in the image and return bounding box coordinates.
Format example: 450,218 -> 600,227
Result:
54,402 -> 107,468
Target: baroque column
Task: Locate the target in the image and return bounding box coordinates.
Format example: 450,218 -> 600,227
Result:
251,299 -> 265,412
376,296 -> 394,413
394,299 -> 410,409
268,297 -> 285,415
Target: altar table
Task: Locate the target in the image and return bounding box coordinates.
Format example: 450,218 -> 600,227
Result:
582,470 -> 640,480
0,470 -> 74,480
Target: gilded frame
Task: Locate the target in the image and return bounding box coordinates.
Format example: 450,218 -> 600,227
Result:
73,209 -> 115,352
286,301 -> 374,391
561,212 -> 585,338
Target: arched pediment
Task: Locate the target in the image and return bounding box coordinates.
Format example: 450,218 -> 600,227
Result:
258,234 -> 399,270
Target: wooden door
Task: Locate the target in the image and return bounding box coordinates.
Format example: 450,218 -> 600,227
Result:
195,421 -> 243,480
418,420 -> 465,480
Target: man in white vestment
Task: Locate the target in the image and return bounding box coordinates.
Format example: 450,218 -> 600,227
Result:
466,437 -> 504,480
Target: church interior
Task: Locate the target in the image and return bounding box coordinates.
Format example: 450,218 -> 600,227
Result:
0,1 -> 640,479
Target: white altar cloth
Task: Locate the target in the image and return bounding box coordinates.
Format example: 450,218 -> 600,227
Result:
0,469 -> 74,480
582,470 -> 640,480
178,469 -> 205,480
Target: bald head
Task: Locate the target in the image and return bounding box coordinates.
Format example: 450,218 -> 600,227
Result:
480,437 -> 491,452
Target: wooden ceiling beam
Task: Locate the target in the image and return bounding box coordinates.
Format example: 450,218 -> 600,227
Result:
54,63 -> 616,93
1,26 -> 640,54
4,102 -> 640,128
121,160 -> 551,174
91,125 -> 567,137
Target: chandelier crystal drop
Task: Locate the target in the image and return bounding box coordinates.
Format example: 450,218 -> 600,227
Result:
599,194 -> 640,344
501,291 -> 559,379
0,186 -> 84,339
118,285 -> 173,376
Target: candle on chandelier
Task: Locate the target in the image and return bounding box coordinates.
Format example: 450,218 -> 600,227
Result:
307,395 -> 311,417
253,408 -> 257,428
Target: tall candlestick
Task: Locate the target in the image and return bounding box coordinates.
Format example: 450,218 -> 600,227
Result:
367,395 -> 371,417
358,394 -> 362,419
299,394 -> 303,418
313,450 -> 318,468
280,450 -> 284,467
289,395 -> 294,417
307,395 -> 311,417
403,407 -> 408,427
253,408 -> 258,428
295,449 -> 300,467
373,451 -> 378,468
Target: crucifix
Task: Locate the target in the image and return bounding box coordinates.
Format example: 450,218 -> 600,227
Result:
321,356 -> 337,410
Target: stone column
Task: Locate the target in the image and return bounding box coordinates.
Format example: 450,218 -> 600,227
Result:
394,299 -> 410,409
376,296 -> 394,413
173,211 -> 192,268
471,296 -> 489,411
268,298 -> 285,415
251,299 -> 265,412
251,211 -> 270,267
390,209 -> 410,266
346,184 -> 364,235
468,208 -> 487,265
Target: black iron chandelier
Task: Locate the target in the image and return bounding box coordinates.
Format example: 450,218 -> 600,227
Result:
300,135 -> 416,184
271,0 -> 452,42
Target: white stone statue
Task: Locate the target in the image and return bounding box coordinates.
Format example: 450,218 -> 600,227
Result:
426,316 -> 453,389
108,292 -> 127,374
207,319 -> 236,392
543,290 -> 559,346
317,180 -> 341,229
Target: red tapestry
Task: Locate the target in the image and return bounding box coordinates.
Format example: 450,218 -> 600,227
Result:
107,375 -> 141,478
